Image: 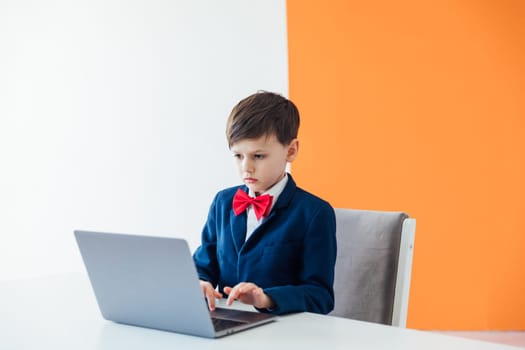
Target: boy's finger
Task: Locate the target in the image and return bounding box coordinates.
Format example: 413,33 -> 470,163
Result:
207,297 -> 216,311
226,286 -> 242,305
206,289 -> 218,311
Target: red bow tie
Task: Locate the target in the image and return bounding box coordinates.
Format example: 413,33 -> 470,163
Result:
232,189 -> 273,220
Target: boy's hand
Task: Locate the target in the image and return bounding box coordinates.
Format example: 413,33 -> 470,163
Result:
199,280 -> 223,311
224,282 -> 276,310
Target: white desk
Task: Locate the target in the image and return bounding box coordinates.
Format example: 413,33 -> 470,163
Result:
0,274 -> 520,350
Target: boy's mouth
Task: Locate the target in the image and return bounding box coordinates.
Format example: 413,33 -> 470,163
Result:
244,177 -> 257,184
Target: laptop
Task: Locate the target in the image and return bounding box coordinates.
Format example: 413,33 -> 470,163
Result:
74,230 -> 277,338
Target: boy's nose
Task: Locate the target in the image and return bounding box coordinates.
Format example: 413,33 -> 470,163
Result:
241,158 -> 254,172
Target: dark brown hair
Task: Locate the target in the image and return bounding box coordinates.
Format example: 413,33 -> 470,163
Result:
226,91 -> 300,147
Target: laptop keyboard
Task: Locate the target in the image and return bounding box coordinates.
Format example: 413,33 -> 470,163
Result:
212,317 -> 247,332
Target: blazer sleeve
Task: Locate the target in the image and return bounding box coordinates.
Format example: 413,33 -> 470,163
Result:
262,203 -> 337,315
192,194 -> 220,286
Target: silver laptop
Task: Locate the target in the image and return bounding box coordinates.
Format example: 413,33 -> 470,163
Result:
74,230 -> 276,338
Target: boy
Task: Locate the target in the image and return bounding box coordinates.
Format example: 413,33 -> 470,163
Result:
193,91 -> 336,315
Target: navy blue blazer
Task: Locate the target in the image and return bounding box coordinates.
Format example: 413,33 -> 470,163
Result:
193,174 -> 336,315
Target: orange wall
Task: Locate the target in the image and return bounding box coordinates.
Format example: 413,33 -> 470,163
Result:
287,0 -> 524,330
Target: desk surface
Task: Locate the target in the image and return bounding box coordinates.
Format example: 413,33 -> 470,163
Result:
0,274 -> 520,350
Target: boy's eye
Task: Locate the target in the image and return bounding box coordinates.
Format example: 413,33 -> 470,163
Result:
233,154 -> 242,159
254,154 -> 265,160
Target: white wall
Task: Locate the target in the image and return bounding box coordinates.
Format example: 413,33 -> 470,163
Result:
0,0 -> 288,280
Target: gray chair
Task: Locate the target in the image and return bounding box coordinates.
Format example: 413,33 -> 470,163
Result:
330,208 -> 416,327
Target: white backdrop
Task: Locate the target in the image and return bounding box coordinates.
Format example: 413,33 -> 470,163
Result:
0,0 -> 288,280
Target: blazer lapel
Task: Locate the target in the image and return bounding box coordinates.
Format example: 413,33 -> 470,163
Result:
243,209 -> 275,250
231,207 -> 247,253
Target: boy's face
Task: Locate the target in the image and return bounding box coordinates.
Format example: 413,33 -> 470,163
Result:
230,134 -> 298,195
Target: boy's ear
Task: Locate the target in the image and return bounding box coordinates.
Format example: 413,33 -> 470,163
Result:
286,139 -> 299,162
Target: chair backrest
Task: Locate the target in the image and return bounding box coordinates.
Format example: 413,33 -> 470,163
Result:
330,208 -> 416,327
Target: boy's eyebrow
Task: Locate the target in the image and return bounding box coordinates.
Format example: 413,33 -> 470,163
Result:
231,145 -> 267,152
231,149 -> 267,154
